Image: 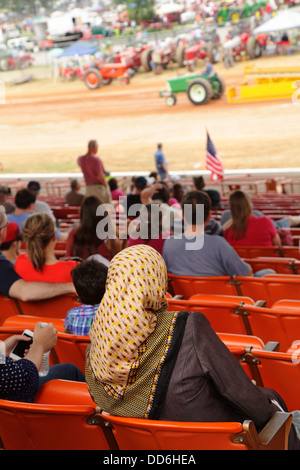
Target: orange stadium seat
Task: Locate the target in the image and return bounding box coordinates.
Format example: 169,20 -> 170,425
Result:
168,275 -> 241,299
234,246 -> 300,260
52,333 -> 90,374
167,297 -> 255,336
0,294 -> 21,325
15,293 -> 81,318
1,315 -> 65,332
237,347 -> 300,412
168,295 -> 300,351
272,300 -> 300,310
238,275 -> 300,307
101,411 -> 292,450
244,257 -> 300,275
0,380 -> 118,450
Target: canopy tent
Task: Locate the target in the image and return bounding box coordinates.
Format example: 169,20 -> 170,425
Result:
155,3 -> 184,15
254,9 -> 300,34
52,40 -> 99,83
58,39 -> 99,57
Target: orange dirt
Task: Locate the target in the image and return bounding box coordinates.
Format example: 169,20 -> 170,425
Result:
0,53 -> 299,175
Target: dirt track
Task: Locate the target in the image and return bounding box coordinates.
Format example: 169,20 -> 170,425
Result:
0,53 -> 300,175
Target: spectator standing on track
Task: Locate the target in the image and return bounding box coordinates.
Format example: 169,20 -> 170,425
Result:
154,143 -> 169,181
77,140 -> 111,204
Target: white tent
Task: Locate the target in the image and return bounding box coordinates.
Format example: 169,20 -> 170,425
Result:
254,9 -> 300,34
156,3 -> 184,15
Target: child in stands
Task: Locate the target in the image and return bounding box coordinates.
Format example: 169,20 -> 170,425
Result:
64,259 -> 108,336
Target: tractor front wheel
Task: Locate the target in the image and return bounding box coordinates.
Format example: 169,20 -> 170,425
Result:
165,94 -> 177,106
84,68 -> 102,89
0,59 -> 8,71
187,78 -> 213,105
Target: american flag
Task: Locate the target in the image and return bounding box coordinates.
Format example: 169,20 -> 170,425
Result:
205,132 -> 224,181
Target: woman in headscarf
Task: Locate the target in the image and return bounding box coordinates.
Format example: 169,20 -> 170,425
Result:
85,245 -> 300,448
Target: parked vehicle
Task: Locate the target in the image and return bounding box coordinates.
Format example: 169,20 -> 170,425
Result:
150,38 -> 178,74
0,49 -> 34,71
222,25 -> 265,64
215,0 -> 268,24
175,27 -> 221,70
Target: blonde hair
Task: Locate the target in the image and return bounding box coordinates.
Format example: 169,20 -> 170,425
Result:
0,206 -> 6,228
22,213 -> 55,271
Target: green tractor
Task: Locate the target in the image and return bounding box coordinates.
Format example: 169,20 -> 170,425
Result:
159,72 -> 225,106
215,1 -> 267,25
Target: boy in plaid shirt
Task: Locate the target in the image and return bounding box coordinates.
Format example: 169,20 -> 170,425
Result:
64,259 -> 108,336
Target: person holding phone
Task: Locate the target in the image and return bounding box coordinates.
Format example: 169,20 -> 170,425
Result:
0,322 -> 85,401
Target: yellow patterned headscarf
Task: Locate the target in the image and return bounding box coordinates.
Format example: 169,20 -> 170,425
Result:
88,244 -> 169,399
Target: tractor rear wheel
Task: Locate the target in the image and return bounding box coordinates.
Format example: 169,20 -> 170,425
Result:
213,74 -> 226,98
246,37 -> 262,59
84,68 -> 102,89
141,48 -> 153,72
187,78 -> 213,105
175,44 -> 186,67
206,42 -> 220,64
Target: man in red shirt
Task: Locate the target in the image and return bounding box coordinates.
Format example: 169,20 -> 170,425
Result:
77,140 -> 111,204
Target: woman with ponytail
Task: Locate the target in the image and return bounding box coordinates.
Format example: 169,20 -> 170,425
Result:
15,213 -> 78,282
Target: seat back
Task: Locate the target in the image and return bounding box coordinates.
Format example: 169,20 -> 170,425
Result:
168,275 -> 238,299
54,333 -> 90,374
239,348 -> 300,412
101,411 -> 292,450
266,308 -> 300,352
167,297 -> 254,335
0,294 -> 21,325
234,277 -> 270,304
234,246 -> 300,260
244,257 -> 300,275
264,276 -> 300,306
2,315 -> 65,331
101,413 -> 247,450
16,294 -> 81,318
0,380 -> 116,450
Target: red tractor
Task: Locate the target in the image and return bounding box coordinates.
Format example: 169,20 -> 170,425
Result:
0,52 -> 34,71
84,61 -> 133,89
222,24 -> 266,64
111,44 -> 153,72
177,40 -> 220,71
175,27 -> 221,70
149,38 -> 179,74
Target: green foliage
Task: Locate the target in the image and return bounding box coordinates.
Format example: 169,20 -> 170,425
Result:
0,0 -> 54,14
114,0 -> 155,23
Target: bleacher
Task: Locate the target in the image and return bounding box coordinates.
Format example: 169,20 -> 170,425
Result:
1,171 -> 300,450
